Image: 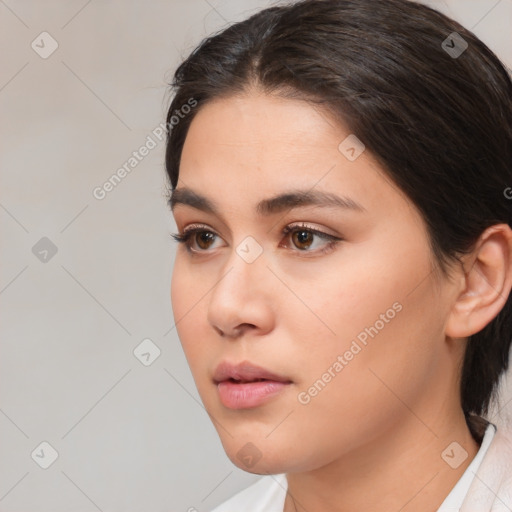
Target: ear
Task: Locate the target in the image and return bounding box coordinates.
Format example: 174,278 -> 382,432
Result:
446,224 -> 512,338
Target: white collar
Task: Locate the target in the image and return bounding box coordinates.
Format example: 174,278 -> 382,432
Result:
437,422 -> 497,512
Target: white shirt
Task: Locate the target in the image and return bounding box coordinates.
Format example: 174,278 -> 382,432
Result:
437,422 -> 495,511
211,423 -> 497,512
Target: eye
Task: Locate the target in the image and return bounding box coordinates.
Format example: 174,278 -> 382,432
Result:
170,224 -> 222,252
170,222 -> 342,255
281,223 -> 342,255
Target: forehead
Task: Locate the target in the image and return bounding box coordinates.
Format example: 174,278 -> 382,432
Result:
176,91 -> 412,221
181,91 -> 345,165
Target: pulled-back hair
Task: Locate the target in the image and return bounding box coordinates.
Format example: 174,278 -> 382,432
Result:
165,0 -> 512,433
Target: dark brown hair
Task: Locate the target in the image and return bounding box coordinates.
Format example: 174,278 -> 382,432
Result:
165,0 -> 512,434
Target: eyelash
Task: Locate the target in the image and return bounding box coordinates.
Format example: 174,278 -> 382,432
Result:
170,223 -> 342,256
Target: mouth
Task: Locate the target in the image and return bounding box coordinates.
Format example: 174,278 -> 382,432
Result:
223,377 -> 274,383
216,380 -> 292,410
213,360 -> 292,384
213,361 -> 293,409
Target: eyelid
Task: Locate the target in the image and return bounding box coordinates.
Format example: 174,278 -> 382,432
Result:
283,221 -> 339,238
182,222 -> 216,235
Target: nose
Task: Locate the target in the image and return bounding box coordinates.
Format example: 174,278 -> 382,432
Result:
207,246 -> 275,339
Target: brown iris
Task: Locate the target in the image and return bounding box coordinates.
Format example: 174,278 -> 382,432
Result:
292,229 -> 314,250
196,231 -> 216,250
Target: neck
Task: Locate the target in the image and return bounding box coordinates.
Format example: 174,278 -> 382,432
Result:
284,408 -> 479,512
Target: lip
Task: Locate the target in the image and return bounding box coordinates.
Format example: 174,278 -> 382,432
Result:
213,360 -> 291,384
213,361 -> 292,409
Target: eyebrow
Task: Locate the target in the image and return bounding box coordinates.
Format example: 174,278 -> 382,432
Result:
169,187 -> 366,216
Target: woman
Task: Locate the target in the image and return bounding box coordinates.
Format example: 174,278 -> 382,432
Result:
165,0 -> 512,510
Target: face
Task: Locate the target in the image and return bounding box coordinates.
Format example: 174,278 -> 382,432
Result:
170,89 -> 460,474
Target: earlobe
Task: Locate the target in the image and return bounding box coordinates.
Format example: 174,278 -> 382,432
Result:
445,224 -> 512,339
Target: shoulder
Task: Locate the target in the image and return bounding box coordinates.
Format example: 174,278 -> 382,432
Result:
210,474 -> 287,512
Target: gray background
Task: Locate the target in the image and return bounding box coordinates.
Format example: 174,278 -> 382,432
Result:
1,0 -> 511,510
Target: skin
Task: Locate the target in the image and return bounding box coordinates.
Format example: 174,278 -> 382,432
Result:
170,88 -> 512,512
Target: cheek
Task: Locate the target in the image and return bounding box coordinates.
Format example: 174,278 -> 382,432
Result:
322,231 -> 435,350
256,295 -> 442,472
170,258 -> 203,357
170,260 -> 187,333
281,255 -> 410,361
171,256 -> 206,321
170,257 -> 224,395
286,238 -> 440,406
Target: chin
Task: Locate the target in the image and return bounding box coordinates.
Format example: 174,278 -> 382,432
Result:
216,433 -> 298,475
229,450 -> 291,475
